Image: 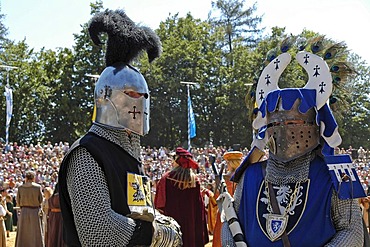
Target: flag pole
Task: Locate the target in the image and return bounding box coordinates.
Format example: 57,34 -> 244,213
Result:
180,81 -> 199,150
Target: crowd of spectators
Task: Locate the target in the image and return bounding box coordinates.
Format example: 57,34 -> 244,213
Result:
0,141 -> 244,193
141,144 -> 251,191
0,141 -> 68,193
0,141 -> 369,194
351,146 -> 370,194
0,141 -> 370,233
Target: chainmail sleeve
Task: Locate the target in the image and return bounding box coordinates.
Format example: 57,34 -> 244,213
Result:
233,171 -> 245,214
66,146 -> 137,246
221,222 -> 237,247
221,171 -> 246,246
325,190 -> 364,247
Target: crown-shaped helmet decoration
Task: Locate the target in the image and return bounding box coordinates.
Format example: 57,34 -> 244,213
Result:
247,35 -> 354,116
250,35 -> 355,151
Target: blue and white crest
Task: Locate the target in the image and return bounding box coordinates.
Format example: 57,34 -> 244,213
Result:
266,214 -> 288,241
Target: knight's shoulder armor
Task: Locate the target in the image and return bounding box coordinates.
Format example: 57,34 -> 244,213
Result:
324,154 -> 365,199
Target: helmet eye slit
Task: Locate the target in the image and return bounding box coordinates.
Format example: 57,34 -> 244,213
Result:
124,91 -> 149,99
267,120 -> 314,128
285,120 -> 305,125
267,119 -> 309,128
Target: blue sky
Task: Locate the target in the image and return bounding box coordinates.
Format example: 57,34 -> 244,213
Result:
2,0 -> 370,63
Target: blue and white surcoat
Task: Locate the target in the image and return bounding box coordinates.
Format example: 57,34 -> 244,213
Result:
238,156 -> 337,247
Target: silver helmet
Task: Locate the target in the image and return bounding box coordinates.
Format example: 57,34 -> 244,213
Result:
94,64 -> 150,135
88,9 -> 162,136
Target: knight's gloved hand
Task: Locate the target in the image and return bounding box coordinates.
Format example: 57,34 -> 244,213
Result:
127,208 -> 154,223
150,211 -> 183,247
217,191 -> 234,222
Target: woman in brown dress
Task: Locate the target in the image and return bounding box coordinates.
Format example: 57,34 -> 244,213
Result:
42,187 -> 53,245
47,183 -> 64,247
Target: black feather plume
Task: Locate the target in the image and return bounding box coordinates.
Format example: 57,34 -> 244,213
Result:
88,9 -> 162,67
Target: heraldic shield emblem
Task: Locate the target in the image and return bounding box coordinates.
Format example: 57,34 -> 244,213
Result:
266,214 -> 288,241
257,180 -> 309,242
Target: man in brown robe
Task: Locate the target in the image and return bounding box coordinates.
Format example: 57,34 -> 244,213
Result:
15,171 -> 44,247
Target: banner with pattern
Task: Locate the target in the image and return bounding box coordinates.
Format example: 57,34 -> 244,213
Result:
4,86 -> 13,146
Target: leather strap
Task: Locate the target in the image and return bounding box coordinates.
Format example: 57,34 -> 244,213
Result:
267,181 -> 291,247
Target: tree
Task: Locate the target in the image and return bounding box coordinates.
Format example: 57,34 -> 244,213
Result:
339,54 -> 370,149
37,47 -> 76,143
210,0 -> 263,66
140,13 -> 225,148
0,4 -> 8,47
1,1 -> 369,150
61,0 -> 106,140
0,40 -> 51,143
197,0 -> 264,147
0,1 -> 104,144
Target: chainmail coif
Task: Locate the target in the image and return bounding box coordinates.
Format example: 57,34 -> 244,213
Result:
265,151 -> 315,185
90,123 -> 141,160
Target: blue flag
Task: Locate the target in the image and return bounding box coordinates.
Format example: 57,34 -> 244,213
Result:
188,96 -> 196,138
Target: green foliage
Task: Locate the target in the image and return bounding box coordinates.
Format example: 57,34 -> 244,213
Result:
36,47 -> 77,143
0,40 -> 45,143
0,2 -> 105,144
141,14 -> 224,148
0,0 -> 369,150
210,0 -> 264,53
339,54 -> 370,148
0,5 -> 8,46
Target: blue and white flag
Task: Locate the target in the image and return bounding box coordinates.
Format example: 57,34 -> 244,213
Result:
188,95 -> 196,138
5,86 -> 13,126
4,86 -> 13,147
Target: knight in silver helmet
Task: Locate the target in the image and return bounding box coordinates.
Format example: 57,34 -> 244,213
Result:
94,64 -> 150,135
58,9 -> 182,247
219,36 -> 367,247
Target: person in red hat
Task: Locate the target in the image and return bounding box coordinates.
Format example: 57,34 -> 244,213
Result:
154,147 -> 209,247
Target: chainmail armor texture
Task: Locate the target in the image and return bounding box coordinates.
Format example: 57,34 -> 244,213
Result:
233,171 -> 245,214
224,152 -> 364,246
325,190 -> 363,247
90,123 -> 141,160
221,221 -> 237,247
265,151 -> 314,185
66,147 -> 136,246
65,124 -> 145,246
66,124 -> 183,246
